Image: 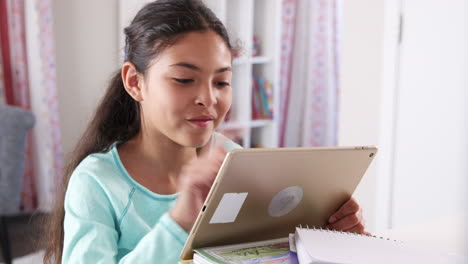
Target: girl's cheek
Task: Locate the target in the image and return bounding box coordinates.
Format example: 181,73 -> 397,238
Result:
222,92 -> 232,109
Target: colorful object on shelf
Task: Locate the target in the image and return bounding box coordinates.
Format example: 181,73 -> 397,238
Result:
252,35 -> 260,57
252,77 -> 273,120
232,48 -> 240,58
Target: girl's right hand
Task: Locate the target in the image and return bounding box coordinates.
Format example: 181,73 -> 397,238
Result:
169,147 -> 227,232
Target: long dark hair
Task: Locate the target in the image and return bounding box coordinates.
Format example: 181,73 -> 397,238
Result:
43,1 -> 232,263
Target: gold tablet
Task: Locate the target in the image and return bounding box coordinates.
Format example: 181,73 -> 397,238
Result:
180,146 -> 377,260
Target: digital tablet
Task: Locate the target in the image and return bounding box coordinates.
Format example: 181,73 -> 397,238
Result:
180,146 -> 377,260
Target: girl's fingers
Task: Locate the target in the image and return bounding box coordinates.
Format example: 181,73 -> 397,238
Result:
328,197 -> 360,224
182,156 -> 222,187
170,148 -> 228,231
344,222 -> 366,234
326,210 -> 362,231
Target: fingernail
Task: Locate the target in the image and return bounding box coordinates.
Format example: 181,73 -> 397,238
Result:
329,216 -> 337,224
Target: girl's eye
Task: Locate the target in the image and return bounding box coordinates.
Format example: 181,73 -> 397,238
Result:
215,81 -> 230,87
173,78 -> 194,84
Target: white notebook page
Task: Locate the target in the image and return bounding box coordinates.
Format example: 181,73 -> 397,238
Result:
295,227 -> 465,264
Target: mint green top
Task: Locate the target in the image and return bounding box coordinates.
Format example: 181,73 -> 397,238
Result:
62,133 -> 242,263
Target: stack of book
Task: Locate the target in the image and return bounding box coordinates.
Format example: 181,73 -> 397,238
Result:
251,77 -> 273,120
191,237 -> 290,264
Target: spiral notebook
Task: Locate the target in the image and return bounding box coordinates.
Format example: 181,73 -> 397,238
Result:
294,227 -> 465,264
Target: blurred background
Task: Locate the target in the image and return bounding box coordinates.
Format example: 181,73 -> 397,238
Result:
0,0 -> 466,262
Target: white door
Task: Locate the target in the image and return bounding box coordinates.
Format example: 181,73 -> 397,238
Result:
390,0 -> 467,228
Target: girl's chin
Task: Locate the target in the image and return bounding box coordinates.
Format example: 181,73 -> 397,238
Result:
185,131 -> 213,148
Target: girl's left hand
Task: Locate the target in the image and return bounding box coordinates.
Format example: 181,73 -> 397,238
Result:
325,197 -> 370,235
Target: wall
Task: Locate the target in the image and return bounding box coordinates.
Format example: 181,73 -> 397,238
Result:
340,0 -> 468,233
390,0 -> 467,228
52,0 -> 119,156
340,0 -> 386,232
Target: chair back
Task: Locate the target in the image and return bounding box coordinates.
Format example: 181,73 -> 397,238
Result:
0,104 -> 35,215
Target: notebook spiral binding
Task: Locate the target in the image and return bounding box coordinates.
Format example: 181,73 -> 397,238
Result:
296,225 -> 398,242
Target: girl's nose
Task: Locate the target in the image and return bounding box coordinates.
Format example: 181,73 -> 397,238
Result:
195,84 -> 217,107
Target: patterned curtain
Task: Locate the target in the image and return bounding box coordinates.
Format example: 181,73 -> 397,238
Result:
0,0 -> 63,212
26,0 -> 64,212
0,1 -> 9,105
279,0 -> 341,147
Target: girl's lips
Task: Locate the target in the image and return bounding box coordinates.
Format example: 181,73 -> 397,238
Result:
187,119 -> 213,128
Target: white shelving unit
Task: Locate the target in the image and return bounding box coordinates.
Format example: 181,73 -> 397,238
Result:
118,0 -> 281,148
206,0 -> 281,148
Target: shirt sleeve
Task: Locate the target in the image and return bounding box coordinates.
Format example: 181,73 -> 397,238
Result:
62,172 -> 188,264
214,132 -> 243,151
119,213 -> 188,263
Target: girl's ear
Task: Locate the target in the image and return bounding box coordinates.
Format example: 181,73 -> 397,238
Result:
122,62 -> 144,102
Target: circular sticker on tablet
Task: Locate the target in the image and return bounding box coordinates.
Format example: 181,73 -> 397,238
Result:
268,186 -> 303,217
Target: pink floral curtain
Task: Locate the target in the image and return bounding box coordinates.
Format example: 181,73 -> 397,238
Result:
279,0 -> 298,147
279,0 -> 341,147
0,0 -> 63,212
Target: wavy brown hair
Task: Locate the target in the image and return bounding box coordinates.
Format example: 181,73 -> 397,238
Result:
43,0 -> 233,263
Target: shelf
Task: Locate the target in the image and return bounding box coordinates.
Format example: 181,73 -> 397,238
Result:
233,56 -> 271,66
218,119 -> 274,130
251,56 -> 271,64
250,119 -> 274,127
232,57 -> 248,65
218,122 -> 246,130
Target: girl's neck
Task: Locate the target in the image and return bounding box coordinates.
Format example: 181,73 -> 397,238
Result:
118,130 -> 197,194
139,131 -> 195,170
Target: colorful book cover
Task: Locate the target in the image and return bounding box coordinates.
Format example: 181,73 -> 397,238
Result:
178,260 -> 194,264
251,78 -> 261,120
264,81 -> 274,118
288,234 -> 299,264
252,77 -> 274,120
257,77 -> 269,119
194,237 -> 290,264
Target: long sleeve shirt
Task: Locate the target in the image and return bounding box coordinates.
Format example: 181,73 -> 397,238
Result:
62,133 -> 241,263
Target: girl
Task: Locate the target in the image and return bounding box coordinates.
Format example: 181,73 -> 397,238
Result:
44,0 -> 366,263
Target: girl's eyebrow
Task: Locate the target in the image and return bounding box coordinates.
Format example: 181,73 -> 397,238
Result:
170,62 -> 232,73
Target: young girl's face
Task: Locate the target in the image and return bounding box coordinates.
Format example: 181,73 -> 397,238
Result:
139,30 -> 232,148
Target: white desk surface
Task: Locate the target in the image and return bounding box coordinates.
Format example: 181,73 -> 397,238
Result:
377,213 -> 467,256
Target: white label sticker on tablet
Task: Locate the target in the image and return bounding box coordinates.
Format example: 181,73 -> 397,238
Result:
268,186 -> 303,217
209,192 -> 248,224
